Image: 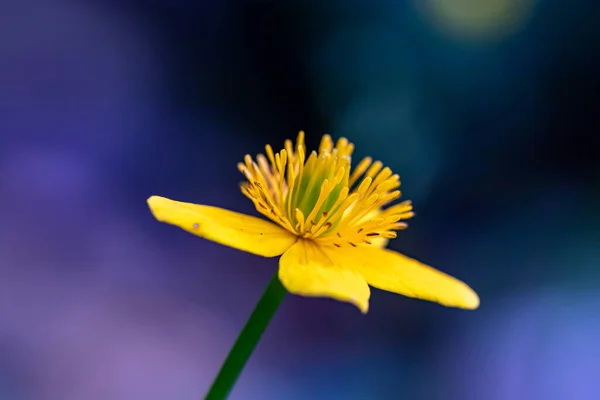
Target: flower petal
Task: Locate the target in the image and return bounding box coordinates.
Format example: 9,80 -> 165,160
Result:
339,246 -> 479,309
278,240 -> 371,313
147,196 -> 297,257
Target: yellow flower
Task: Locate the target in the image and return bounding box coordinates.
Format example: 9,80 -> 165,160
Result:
147,132 -> 479,313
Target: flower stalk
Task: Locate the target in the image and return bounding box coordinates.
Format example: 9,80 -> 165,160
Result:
205,272 -> 287,400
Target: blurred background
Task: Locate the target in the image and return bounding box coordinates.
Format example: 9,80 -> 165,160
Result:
1,0 -> 599,399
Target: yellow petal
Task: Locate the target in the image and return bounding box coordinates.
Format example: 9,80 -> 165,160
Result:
278,239 -> 371,313
147,196 -> 297,257
340,246 -> 479,309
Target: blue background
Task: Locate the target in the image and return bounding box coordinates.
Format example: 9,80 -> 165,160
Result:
1,0 -> 599,399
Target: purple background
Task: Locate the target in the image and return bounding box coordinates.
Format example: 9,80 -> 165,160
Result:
1,0 -> 599,399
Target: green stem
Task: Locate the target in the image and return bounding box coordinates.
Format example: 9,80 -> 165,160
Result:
205,272 -> 287,400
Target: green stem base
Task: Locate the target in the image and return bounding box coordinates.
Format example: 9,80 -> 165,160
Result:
205,272 -> 286,400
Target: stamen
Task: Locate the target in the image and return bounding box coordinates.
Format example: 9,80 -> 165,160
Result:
295,208 -> 306,232
319,135 -> 333,153
365,161 -> 383,179
304,180 -> 332,231
284,139 -> 294,159
238,131 -> 414,244
349,157 -> 372,186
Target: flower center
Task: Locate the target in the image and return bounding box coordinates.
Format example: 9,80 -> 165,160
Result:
238,132 -> 414,247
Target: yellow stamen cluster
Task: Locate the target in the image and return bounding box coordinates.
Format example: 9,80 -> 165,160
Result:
238,132 -> 414,248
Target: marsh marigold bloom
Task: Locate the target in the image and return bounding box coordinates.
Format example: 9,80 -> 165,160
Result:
147,132 -> 479,313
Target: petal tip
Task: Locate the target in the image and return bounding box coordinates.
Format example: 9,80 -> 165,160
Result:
462,286 -> 480,310
351,295 -> 370,314
147,195 -> 174,221
147,195 -> 165,207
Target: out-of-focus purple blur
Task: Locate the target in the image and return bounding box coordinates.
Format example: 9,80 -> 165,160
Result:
1,0 -> 598,399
